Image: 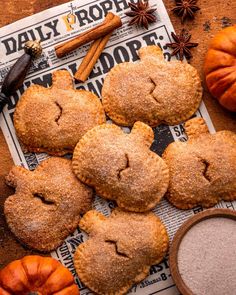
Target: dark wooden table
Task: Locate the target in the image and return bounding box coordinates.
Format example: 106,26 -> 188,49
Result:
0,0 -> 235,267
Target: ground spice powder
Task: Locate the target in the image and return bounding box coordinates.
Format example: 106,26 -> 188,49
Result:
178,217 -> 236,295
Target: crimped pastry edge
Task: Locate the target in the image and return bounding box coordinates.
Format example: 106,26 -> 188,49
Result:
72,124 -> 169,212
102,52 -> 203,127
74,211 -> 169,295
14,73 -> 106,154
162,123 -> 236,209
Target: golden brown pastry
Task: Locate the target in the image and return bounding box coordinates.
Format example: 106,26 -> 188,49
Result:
14,70 -> 105,155
72,121 -> 169,212
4,157 -> 93,251
163,117 -> 236,209
102,46 -> 202,127
74,209 -> 169,295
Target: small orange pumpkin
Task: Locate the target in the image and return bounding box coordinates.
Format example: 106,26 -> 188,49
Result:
0,256 -> 79,295
204,25 -> 236,112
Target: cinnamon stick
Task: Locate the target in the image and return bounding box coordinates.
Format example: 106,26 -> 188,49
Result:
55,12 -> 122,58
74,32 -> 112,82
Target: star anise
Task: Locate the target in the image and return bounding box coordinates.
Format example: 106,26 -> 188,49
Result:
166,29 -> 198,61
172,0 -> 200,23
125,0 -> 157,30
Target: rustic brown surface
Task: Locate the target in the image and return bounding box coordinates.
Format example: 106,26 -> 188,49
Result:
0,0 -> 235,268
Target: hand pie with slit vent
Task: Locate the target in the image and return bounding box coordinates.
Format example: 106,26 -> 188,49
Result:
4,157 -> 93,251
163,117 -> 236,209
14,70 -> 105,155
102,46 -> 202,127
74,209 -> 169,295
72,121 -> 169,212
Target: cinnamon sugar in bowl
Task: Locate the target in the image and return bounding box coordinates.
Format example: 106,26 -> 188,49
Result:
169,209 -> 236,295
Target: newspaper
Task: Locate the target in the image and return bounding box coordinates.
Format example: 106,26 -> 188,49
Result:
0,1 -> 235,294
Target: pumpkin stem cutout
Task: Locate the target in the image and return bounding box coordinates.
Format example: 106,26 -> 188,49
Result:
72,121 -> 169,212
74,209 -> 169,295
51,70 -> 74,90
14,70 -> 105,155
163,117 -> 236,209
102,45 -> 202,126
4,157 -> 93,251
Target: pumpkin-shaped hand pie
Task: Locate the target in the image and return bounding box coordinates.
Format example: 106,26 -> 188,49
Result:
14,70 -> 105,155
102,46 -> 202,127
163,117 -> 236,209
74,209 -> 168,295
4,158 -> 93,251
204,25 -> 236,112
0,255 -> 79,295
72,121 -> 169,212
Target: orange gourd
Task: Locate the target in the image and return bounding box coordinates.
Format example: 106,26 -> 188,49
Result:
204,25 -> 236,112
0,256 -> 79,295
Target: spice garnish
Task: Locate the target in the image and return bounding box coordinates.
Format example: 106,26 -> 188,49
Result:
74,32 -> 113,82
166,29 -> 198,61
55,12 -> 122,58
125,0 -> 157,30
172,0 -> 200,23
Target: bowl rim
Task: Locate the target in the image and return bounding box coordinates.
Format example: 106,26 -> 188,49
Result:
169,208 -> 236,295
